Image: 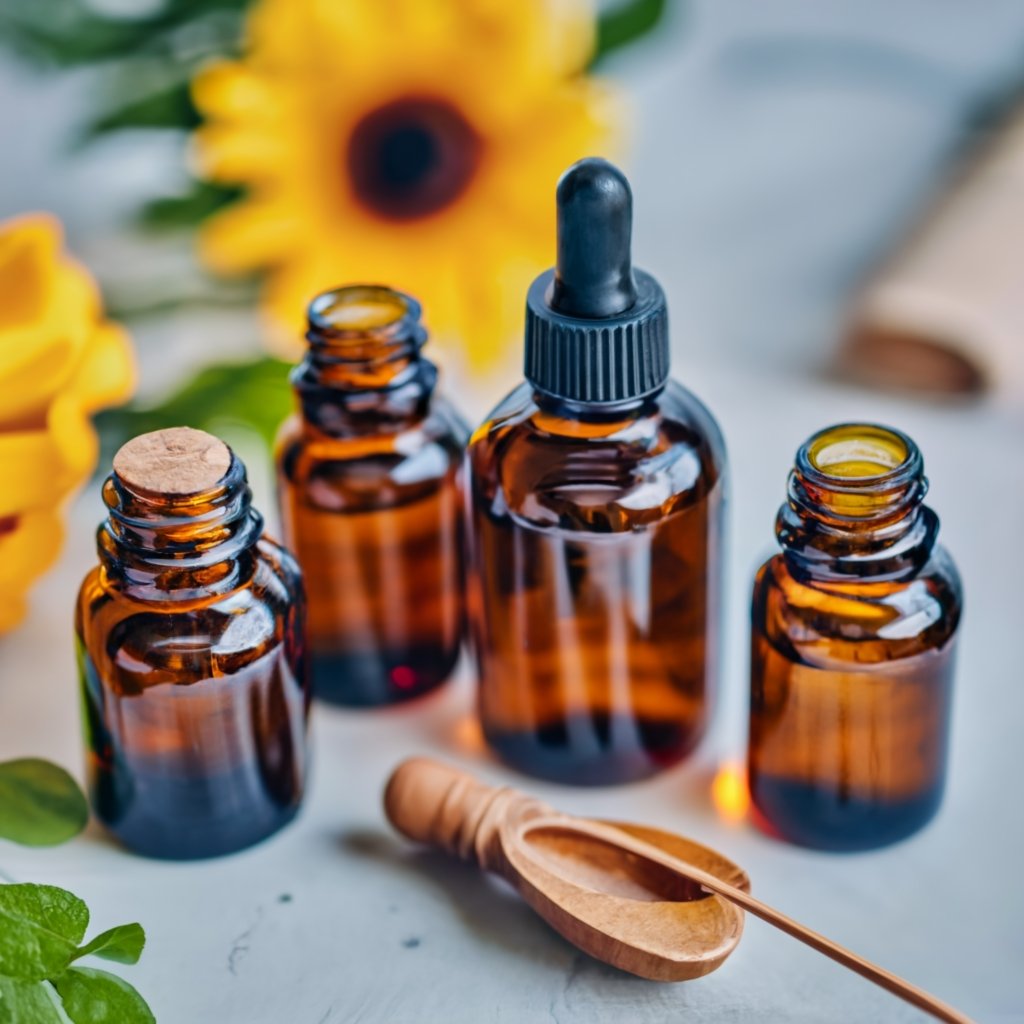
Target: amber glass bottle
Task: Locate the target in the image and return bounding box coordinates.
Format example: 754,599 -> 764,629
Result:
75,428 -> 309,860
276,285 -> 468,707
466,159 -> 726,785
748,423 -> 962,850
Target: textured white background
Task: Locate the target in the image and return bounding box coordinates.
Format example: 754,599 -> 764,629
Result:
2,2 -> 1024,1021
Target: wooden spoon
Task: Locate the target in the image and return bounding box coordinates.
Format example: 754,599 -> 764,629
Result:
384,757 -> 973,1024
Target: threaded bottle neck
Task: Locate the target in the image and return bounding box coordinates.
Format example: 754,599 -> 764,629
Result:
777,423 -> 938,580
99,453 -> 262,598
293,284 -> 436,433
299,285 -> 428,387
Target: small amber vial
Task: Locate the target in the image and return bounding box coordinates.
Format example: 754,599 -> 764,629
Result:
75,428 -> 309,860
748,423 -> 962,850
276,285 -> 468,706
466,159 -> 727,784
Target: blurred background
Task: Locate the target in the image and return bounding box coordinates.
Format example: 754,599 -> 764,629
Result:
5,0 -> 1024,416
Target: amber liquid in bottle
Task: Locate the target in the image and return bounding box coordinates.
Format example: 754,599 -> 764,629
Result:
466,385 -> 726,784
748,424 -> 962,851
276,286 -> 468,707
75,428 -> 309,860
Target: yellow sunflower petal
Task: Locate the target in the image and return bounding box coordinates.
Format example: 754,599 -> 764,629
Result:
191,124 -> 292,183
199,199 -> 303,274
191,62 -> 272,120
192,0 -> 615,370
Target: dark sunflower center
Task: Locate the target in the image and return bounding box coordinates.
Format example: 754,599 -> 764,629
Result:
347,97 -> 481,221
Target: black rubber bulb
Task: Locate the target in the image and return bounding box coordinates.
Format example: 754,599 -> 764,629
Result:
548,158 -> 639,319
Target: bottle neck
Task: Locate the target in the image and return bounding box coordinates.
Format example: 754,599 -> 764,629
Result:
531,387 -> 661,437
293,285 -> 435,434
777,424 -> 938,582
98,456 -> 263,601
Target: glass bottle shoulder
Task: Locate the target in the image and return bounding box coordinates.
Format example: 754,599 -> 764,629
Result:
277,393 -> 468,503
466,379 -> 726,531
753,545 -> 962,658
76,538 -> 303,689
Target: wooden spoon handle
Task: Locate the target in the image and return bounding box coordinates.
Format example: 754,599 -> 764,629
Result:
384,757 -> 549,870
572,819 -> 974,1024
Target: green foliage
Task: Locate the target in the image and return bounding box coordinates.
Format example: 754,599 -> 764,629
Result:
80,80 -> 200,143
0,976 -> 65,1024
74,926 -> 145,967
0,760 -> 89,848
0,885 -> 87,981
0,885 -> 153,1023
97,356 -> 294,458
594,0 -> 671,65
140,182 -> 244,230
53,968 -> 155,1024
0,0 -> 247,67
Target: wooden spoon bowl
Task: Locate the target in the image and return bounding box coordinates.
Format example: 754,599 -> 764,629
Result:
384,756 -> 748,981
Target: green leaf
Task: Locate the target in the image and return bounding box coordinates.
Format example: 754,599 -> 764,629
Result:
593,0 -> 671,64
0,759 -> 89,847
53,968 -> 155,1024
0,885 -> 88,982
0,0 -> 247,67
74,925 -> 145,967
139,181 -> 244,230
0,978 -> 65,1024
96,356 -> 294,457
80,79 -> 200,141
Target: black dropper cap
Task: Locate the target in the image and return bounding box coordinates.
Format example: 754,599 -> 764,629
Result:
524,158 -> 669,404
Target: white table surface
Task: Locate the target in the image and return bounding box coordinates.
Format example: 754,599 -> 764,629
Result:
3,3 -> 1024,1021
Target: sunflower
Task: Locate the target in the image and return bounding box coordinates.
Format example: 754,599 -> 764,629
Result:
0,215 -> 134,632
192,0 -> 616,364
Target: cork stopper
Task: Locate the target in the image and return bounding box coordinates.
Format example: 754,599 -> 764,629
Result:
113,427 -> 232,496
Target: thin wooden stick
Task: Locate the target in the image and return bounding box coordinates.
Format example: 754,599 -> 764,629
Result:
567,818 -> 974,1024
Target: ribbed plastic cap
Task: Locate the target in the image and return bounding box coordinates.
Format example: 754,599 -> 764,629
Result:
524,158 -> 669,404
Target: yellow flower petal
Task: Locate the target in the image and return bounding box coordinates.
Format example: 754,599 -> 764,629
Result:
192,0 -> 616,366
0,214 -> 60,332
199,199 -> 303,274
66,322 -> 136,413
0,396 -> 97,517
0,211 -> 133,634
0,511 -> 65,631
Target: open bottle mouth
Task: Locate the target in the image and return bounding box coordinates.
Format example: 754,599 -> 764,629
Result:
793,423 -> 925,522
779,422 -> 935,577
307,284 -> 420,339
803,423 -> 914,482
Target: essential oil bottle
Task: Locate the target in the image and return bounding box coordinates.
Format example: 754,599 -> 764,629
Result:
465,158 -> 727,785
75,427 -> 309,860
276,285 -> 469,706
748,423 -> 962,851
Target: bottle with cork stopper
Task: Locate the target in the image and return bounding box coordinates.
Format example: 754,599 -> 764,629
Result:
276,284 -> 469,707
75,427 -> 309,859
464,157 -> 727,785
